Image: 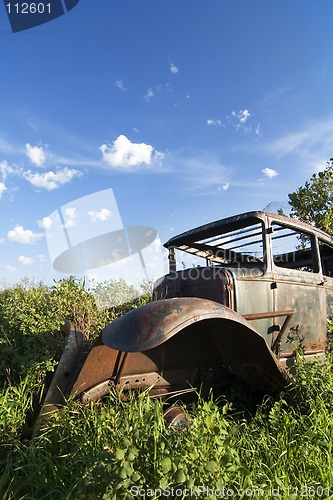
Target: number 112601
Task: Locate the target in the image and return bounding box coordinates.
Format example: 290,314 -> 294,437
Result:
6,3 -> 51,15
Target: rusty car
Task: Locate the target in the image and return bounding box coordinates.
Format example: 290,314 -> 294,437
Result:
35,210 -> 333,430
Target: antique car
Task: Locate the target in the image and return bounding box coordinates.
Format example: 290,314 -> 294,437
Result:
35,211 -> 333,430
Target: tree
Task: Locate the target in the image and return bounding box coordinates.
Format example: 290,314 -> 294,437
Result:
288,159 -> 333,236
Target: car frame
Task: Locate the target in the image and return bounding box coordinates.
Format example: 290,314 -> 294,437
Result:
34,211 -> 333,432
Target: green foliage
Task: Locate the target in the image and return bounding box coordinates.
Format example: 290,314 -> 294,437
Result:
0,277 -> 151,463
0,277 -> 151,387
92,278 -> 151,312
1,279 -> 333,498
288,159 -> 333,235
0,369 -> 46,459
2,364 -> 333,498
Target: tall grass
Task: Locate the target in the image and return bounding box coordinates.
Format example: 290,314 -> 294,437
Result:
1,280 -> 333,498
2,357 -> 333,499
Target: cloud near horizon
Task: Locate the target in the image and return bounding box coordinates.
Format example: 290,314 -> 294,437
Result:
18,255 -> 34,265
7,225 -> 43,244
88,208 -> 111,222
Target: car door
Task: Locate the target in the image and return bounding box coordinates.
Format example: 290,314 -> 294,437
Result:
319,240 -> 333,328
270,222 -> 326,359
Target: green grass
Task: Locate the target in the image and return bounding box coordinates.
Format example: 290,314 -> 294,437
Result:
1,280 -> 333,499
2,368 -> 333,499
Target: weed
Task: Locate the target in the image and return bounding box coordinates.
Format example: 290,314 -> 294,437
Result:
1,279 -> 333,498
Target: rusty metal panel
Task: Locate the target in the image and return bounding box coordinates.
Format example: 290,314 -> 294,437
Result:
71,344 -> 160,396
102,297 -> 243,351
154,267 -> 234,306
270,270 -> 327,356
233,275 -> 275,345
101,297 -> 287,391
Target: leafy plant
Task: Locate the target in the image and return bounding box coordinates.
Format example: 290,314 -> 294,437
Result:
288,159 -> 333,235
1,279 -> 333,498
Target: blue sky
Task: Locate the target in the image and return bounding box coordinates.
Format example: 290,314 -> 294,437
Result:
0,0 -> 333,287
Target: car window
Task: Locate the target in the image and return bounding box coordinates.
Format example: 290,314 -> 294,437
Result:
196,221 -> 265,265
271,223 -> 318,273
319,241 -> 333,277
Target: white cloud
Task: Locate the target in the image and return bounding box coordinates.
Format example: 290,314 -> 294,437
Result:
239,109 -> 251,123
5,264 -> 16,272
36,254 -> 48,263
114,80 -> 127,91
262,84 -> 291,105
266,131 -> 310,156
99,135 -> 163,168
38,216 -> 53,229
144,88 -> 154,102
24,167 -> 81,190
262,168 -> 279,178
18,255 -> 34,265
0,136 -> 14,154
88,208 -> 111,221
7,225 -> 43,244
169,152 -> 231,194
170,63 -> 179,74
218,183 -> 230,191
207,119 -> 223,127
0,160 -> 13,179
26,143 -> 46,166
143,84 -> 175,102
63,207 -> 78,227
229,109 -> 252,130
263,118 -> 333,171
0,182 -> 6,198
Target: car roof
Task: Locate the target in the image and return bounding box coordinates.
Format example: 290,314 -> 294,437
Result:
164,211 -> 333,248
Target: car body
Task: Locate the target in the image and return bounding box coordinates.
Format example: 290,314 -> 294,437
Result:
35,211 -> 333,431
154,210 -> 333,369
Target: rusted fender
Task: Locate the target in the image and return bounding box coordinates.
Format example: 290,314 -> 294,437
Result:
102,297 -> 288,390
103,297 -> 267,351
